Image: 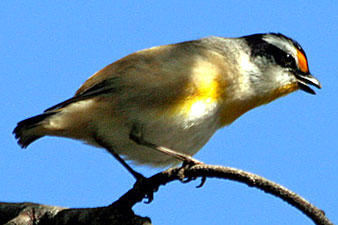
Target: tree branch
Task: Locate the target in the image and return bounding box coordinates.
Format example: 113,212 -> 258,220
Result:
113,164 -> 333,225
1,164 -> 333,225
0,202 -> 151,225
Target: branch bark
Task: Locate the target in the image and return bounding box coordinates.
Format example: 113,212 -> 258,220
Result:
0,202 -> 151,225
1,164 -> 333,225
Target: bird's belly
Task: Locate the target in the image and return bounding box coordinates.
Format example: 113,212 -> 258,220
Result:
94,106 -> 220,167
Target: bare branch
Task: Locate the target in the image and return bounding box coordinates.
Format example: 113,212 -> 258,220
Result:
0,202 -> 151,225
1,164 -> 333,225
113,164 -> 333,225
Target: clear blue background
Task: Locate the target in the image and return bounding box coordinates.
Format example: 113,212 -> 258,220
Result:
1,1 -> 337,224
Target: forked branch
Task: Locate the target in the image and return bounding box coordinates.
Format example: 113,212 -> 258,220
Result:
1,164 -> 333,225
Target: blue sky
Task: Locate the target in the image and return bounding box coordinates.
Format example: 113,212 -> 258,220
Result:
1,1 -> 337,224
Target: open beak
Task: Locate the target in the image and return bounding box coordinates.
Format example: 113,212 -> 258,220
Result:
296,73 -> 322,95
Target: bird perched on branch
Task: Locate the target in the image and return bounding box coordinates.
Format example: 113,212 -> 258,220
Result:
13,33 -> 321,178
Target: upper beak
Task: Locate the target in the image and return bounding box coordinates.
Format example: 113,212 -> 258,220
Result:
296,73 -> 322,95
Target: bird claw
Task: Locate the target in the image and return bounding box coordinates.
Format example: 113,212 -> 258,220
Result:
177,159 -> 207,188
196,176 -> 207,188
133,175 -> 158,204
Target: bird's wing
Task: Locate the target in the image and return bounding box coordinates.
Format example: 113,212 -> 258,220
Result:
44,40 -> 223,112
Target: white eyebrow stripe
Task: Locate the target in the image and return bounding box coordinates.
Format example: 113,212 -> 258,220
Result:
262,35 -> 298,59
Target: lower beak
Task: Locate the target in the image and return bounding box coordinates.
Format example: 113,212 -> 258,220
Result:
296,73 -> 321,95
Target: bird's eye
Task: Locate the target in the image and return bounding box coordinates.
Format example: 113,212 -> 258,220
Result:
280,53 -> 296,68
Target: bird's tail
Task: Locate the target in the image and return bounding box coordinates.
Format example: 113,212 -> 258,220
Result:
13,112 -> 58,148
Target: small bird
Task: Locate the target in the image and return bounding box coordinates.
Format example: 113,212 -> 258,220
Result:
13,33 -> 321,177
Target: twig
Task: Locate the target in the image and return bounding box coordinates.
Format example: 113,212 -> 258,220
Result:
112,164 -> 333,225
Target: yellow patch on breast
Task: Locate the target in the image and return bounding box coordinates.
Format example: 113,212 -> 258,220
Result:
182,82 -> 219,118
174,58 -> 223,119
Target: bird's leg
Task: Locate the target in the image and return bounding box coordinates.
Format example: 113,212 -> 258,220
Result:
93,135 -> 144,181
129,124 -> 203,165
93,136 -> 159,203
129,125 -> 206,186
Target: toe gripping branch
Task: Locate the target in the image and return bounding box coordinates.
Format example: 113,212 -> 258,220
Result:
112,164 -> 206,209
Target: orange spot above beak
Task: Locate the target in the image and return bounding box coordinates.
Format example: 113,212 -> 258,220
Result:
297,49 -> 309,73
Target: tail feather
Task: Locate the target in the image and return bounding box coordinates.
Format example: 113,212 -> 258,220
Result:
13,112 -> 57,148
